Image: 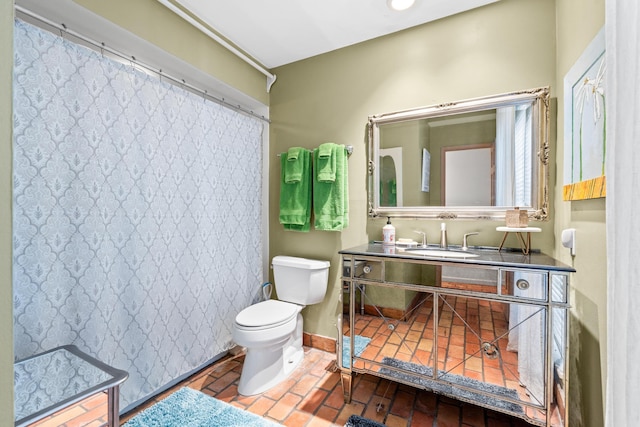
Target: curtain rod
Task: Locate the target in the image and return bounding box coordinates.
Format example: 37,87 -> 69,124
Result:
277,145 -> 354,157
14,5 -> 271,124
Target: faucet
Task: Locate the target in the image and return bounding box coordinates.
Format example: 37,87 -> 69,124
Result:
413,230 -> 427,248
462,232 -> 479,251
440,222 -> 448,249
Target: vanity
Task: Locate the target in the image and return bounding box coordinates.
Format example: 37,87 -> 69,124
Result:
346,86 -> 569,425
338,244 -> 574,427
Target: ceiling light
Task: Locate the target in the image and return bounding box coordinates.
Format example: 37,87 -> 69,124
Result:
387,0 -> 416,11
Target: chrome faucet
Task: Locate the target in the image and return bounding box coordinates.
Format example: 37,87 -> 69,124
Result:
462,232 -> 479,251
440,223 -> 448,249
413,230 -> 427,248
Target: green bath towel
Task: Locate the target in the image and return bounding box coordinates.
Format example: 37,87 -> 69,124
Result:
313,145 -> 349,231
279,149 -> 311,232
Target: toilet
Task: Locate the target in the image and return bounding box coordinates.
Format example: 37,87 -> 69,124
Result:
233,255 -> 330,396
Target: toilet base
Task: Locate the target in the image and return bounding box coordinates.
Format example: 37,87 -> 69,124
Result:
237,313 -> 304,396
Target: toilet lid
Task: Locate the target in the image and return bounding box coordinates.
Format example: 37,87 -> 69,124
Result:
235,300 -> 300,328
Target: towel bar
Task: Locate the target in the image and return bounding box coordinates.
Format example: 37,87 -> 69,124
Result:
278,144 -> 353,157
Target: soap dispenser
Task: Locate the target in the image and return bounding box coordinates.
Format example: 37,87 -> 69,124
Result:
383,217 -> 396,245
440,222 -> 448,249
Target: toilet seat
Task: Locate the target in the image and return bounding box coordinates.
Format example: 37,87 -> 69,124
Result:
235,300 -> 301,330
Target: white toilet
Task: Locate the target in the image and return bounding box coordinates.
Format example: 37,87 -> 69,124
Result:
233,255 -> 330,396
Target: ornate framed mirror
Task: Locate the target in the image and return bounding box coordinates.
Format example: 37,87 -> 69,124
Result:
368,87 -> 550,220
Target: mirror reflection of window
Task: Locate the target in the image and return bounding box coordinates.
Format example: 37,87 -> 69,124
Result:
515,104 -> 533,206
496,103 -> 533,207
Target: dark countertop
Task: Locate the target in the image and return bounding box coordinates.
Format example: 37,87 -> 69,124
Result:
339,243 -> 576,272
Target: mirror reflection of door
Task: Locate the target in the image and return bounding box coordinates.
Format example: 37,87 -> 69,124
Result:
379,147 -> 403,207
442,144 -> 495,206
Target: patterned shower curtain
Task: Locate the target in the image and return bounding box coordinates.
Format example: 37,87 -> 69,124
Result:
12,19 -> 264,409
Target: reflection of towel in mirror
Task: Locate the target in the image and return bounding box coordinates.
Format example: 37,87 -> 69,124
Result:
316,142 -> 338,182
279,149 -> 312,232
314,145 -> 349,231
421,148 -> 430,192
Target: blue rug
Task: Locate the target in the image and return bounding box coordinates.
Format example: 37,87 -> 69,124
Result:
124,387 -> 279,427
342,335 -> 371,368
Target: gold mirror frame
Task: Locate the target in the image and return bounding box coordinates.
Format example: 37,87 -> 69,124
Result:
368,87 -> 550,220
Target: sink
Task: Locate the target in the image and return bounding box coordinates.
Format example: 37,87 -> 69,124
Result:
403,248 -> 479,258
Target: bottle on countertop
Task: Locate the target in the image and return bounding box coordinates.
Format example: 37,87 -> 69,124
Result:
383,217 -> 396,245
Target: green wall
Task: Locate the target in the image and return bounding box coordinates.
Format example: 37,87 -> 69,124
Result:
271,0 -> 607,424
555,0 -> 606,426
270,0 -> 557,337
1,0 -> 13,424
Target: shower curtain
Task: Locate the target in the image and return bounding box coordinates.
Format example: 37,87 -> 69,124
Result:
12,19 -> 264,409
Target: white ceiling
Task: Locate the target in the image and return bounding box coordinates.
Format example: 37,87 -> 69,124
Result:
172,0 -> 500,69
14,0 -> 499,108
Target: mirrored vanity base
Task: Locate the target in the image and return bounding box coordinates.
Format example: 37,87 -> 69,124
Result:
339,244 -> 574,427
341,304 -> 563,426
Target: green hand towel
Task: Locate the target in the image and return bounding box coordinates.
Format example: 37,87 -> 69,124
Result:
284,147 -> 305,183
316,142 -> 337,182
279,150 -> 311,232
314,145 -> 349,231
318,143 -> 333,157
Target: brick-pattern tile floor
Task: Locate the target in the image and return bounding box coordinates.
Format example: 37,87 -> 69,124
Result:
33,348 -> 539,426
30,294 -> 561,427
119,347 -> 535,427
344,291 -> 561,426
29,393 -> 108,427
348,294 -> 520,388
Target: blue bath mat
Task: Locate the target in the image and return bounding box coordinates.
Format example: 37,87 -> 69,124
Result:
342,335 -> 371,368
124,387 -> 279,427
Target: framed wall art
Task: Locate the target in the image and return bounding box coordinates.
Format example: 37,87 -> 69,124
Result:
563,27 -> 606,201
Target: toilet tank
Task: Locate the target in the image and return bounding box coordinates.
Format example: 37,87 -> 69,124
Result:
272,256 -> 330,305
